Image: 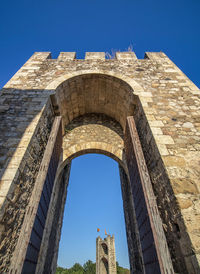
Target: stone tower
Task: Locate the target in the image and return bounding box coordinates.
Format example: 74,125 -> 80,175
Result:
0,51 -> 199,273
96,235 -> 117,274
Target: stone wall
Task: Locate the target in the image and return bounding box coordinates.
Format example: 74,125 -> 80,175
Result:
0,98 -> 54,272
134,100 -> 198,272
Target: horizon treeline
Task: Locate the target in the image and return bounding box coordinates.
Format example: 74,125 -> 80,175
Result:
56,260 -> 130,274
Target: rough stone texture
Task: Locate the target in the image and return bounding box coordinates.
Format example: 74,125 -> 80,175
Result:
0,51 -> 199,273
9,116 -> 62,273
63,113 -> 124,163
85,52 -> 105,60
0,99 -> 54,273
96,235 -> 117,274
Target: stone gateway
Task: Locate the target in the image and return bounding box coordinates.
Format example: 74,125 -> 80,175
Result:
0,51 -> 199,273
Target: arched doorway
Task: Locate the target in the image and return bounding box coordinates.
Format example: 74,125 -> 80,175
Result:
56,154 -> 129,271
100,257 -> 108,274
10,73 -> 174,274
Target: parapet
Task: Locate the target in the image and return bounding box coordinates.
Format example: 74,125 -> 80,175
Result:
25,51 -> 169,62
3,51 -> 175,89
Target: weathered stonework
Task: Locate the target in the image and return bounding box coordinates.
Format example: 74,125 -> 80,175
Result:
0,98 -> 54,273
0,51 -> 199,273
63,113 -> 124,162
96,235 -> 117,274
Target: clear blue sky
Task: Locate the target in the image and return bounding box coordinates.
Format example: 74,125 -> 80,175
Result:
0,0 -> 200,89
0,0 -> 200,269
58,155 -> 129,268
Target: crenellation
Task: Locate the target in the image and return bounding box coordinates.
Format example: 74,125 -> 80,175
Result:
58,52 -> 76,61
116,51 -> 137,60
28,52 -> 52,61
85,52 -> 105,60
144,51 -> 166,60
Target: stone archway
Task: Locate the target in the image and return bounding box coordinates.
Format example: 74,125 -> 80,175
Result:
32,73 -> 173,273
8,72 -> 174,273
1,52 -> 199,274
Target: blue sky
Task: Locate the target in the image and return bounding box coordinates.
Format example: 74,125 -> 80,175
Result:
0,0 -> 200,88
0,0 -> 199,269
58,155 -> 129,268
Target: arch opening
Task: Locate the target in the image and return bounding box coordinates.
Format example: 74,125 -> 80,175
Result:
100,257 -> 108,274
101,243 -> 108,256
54,154 -> 130,272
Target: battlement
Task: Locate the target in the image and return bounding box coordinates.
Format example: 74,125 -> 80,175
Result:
4,49 -> 199,95
28,51 -> 168,61
97,235 -> 115,242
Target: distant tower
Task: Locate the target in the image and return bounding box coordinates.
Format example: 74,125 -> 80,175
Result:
96,235 -> 117,274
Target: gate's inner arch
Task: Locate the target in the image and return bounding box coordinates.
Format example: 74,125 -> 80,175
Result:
10,73 -> 174,274
50,73 -> 138,131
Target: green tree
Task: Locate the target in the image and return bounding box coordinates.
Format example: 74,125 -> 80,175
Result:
83,260 -> 96,273
56,261 -> 129,274
56,266 -> 66,274
66,263 -> 84,274
56,264 -> 84,274
116,261 -> 130,274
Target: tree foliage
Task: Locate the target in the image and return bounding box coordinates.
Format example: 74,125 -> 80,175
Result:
116,261 -> 130,274
83,260 -> 96,273
56,260 -> 129,274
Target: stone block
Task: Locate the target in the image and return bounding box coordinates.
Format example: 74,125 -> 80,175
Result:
155,135 -> 174,144
58,52 -> 76,61
116,52 -> 137,60
172,179 -> 199,194
85,52 -> 105,60
28,52 -> 52,61
144,52 -> 166,60
163,156 -> 186,167
149,120 -> 165,127
177,197 -> 193,209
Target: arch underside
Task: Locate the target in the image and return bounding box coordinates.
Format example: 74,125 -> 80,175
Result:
62,113 -> 125,167
51,73 -> 138,131
55,73 -> 139,176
